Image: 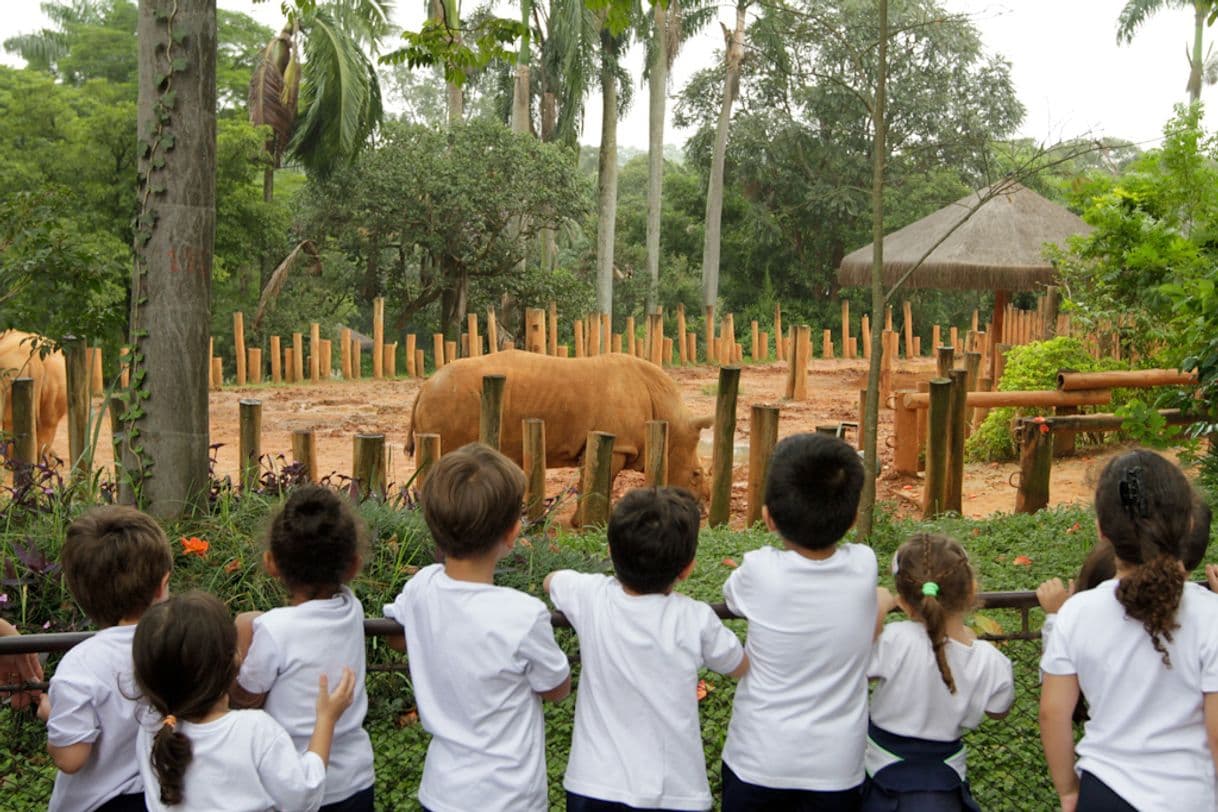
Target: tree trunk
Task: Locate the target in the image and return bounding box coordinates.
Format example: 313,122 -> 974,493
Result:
1189,1 -> 1205,103
856,0 -> 888,541
596,38 -> 618,317
431,0 -> 464,124
645,1 -> 667,315
700,2 -> 746,309
128,0 -> 215,517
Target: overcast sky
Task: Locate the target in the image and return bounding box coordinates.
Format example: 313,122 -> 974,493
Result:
0,0 -> 1211,151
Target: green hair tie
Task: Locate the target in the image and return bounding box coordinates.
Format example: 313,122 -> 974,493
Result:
922,581 -> 940,597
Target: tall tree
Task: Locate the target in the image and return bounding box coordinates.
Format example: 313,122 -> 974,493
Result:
248,0 -> 392,200
1118,0 -> 1217,102
596,26 -> 630,317
127,0 -> 215,516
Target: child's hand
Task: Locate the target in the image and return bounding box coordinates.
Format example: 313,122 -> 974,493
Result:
1207,564 -> 1218,593
1036,578 -> 1074,614
315,667 -> 356,723
37,692 -> 51,723
876,587 -> 898,615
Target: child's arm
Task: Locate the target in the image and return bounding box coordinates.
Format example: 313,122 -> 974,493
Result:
308,667 -> 356,767
1036,579 -> 1074,615
1206,692 -> 1218,775
874,587 -> 898,640
1039,673 -> 1081,812
38,695 -> 94,773
537,674 -> 571,703
726,652 -> 749,679
0,619 -> 42,710
39,674 -> 97,773
229,612 -> 269,709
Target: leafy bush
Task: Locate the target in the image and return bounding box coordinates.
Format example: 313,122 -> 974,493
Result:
966,337 -> 1124,462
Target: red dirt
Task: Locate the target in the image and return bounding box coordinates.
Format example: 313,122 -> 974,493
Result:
47,356 -> 1134,526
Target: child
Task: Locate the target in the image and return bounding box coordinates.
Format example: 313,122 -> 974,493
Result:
864,534 -> 1013,811
544,486 -> 749,811
721,432 -> 878,811
383,443 -> 571,812
232,485 -> 375,811
38,505 -> 173,812
133,590 -> 355,811
1040,449 -> 1218,811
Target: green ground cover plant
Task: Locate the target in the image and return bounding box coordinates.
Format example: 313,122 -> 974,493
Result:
4,471 -> 1211,811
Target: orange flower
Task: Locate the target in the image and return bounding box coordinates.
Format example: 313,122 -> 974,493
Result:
1013,555 -> 1033,566
721,557 -> 739,569
696,679 -> 712,701
180,537 -> 209,557
224,558 -> 242,574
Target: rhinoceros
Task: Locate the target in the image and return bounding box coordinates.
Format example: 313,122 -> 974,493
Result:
405,350 -> 713,498
1,330 -> 67,461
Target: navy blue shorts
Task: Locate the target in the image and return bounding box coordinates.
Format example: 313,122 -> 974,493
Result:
320,785 -> 375,812
1077,772 -> 1137,812
721,761 -> 862,812
95,793 -> 147,812
566,790 -> 696,811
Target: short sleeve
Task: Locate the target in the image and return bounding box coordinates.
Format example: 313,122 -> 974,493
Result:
1197,598 -> 1218,693
722,559 -> 754,618
697,604 -> 744,675
1039,604 -> 1076,676
237,617 -> 284,695
985,649 -> 1016,715
255,717 -> 327,812
382,579 -> 413,626
546,570 -> 584,624
867,624 -> 898,681
518,607 -> 570,693
46,670 -> 101,747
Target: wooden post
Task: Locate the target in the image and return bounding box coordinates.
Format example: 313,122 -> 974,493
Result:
795,325 -> 811,400
964,351 -> 982,431
923,378 -> 952,517
291,429 -> 318,482
773,303 -> 783,361
641,420 -> 669,487
709,366 -> 741,527
822,328 -> 833,359
885,305 -> 894,332
248,348 -> 262,384
89,347 -> 104,396
687,332 -> 697,364
574,320 -> 585,358
234,311 -> 247,386
11,378 -> 36,476
522,418 -> 547,522
239,399 -> 261,491
1043,285 -> 1061,340
211,357 -> 223,390
950,326 -> 960,354
608,333 -> 620,354
413,432 -> 441,491
705,305 -> 716,364
1015,418 -> 1053,514
936,345 -> 955,378
487,308 -> 499,354
372,297 -> 384,378
351,338 -> 362,379
746,405 -> 779,526
650,314 -> 665,366
861,315 -> 871,359
916,381 -> 930,469
589,313 -> 601,356
433,333 -> 446,369
283,348 -> 294,384
750,321 -> 761,362
913,336 -> 921,357
406,334 -> 417,376
461,333 -> 468,358
664,337 -> 675,366
526,308 -> 545,353
893,393 -> 919,475
383,343 -> 396,377
270,336 -> 282,383
902,300 -> 914,360
601,313 -> 611,356
308,323 -> 320,381
625,316 -> 636,357
479,374 -> 507,451
759,331 -> 769,362
120,345 -> 130,388
548,302 -> 558,356
676,305 -> 688,363
841,300 -> 852,359
64,338 -> 89,476
352,433 -> 387,501
557,345 -> 569,358
932,324 -> 941,354
444,340 -> 456,364
415,349 -> 426,378
946,369 -> 968,513
577,431 -> 616,528
341,328 -> 352,379
879,331 -> 894,406
292,332 -> 304,383
468,313 -> 481,358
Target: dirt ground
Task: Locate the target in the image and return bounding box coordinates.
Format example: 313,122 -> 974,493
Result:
48,356 -> 1136,527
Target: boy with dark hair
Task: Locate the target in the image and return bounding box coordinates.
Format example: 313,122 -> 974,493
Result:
545,487 -> 748,811
39,506 -> 173,812
384,443 -> 570,812
721,433 -> 878,811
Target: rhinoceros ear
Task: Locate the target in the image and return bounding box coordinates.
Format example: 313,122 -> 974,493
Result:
690,415 -> 715,431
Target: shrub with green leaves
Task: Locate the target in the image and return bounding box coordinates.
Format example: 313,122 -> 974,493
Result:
966,337 -> 1124,461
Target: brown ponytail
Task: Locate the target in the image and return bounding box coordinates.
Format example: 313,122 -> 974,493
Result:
893,533 -> 975,694
133,592 -> 239,806
1095,450 -> 1194,668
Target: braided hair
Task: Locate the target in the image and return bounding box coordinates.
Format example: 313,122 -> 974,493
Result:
893,533 -> 975,693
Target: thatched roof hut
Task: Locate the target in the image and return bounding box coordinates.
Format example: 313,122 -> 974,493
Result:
836,182 -> 1090,291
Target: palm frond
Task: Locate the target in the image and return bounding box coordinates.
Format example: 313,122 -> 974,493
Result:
1116,0 -> 1178,44
253,240 -> 322,330
248,28 -> 299,165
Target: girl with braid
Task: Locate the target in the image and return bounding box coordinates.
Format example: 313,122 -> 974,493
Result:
1040,449 -> 1218,812
862,534 -> 1013,812
132,591 -> 356,811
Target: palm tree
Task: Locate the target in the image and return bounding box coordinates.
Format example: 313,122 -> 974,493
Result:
1117,0 -> 1217,102
249,0 -> 393,200
597,25 -> 632,318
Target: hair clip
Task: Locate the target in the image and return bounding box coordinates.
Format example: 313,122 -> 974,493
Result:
1119,466 -> 1147,519
163,715 -> 177,730
922,582 -> 940,597
891,551 -> 900,576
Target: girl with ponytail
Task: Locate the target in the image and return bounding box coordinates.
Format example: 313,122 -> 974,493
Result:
132,591 -> 356,811
1040,449 -> 1218,812
862,534 -> 1014,811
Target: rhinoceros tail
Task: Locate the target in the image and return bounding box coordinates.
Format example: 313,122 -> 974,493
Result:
405,387 -> 421,455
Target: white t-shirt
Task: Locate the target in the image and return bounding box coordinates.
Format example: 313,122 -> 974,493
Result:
237,586 -> 374,805
866,620 -> 1014,779
1041,578 -> 1218,811
136,709 -> 326,812
46,624 -> 143,812
549,571 -> 745,810
383,564 -> 570,812
722,543 -> 878,791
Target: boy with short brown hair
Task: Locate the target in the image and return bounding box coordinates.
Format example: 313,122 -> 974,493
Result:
40,506 -> 173,812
